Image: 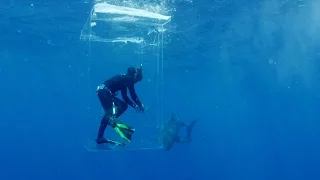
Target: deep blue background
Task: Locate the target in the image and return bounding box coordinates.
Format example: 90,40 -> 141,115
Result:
1,0 -> 320,180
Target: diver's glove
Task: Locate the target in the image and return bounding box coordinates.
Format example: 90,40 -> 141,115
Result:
134,104 -> 145,114
139,104 -> 145,114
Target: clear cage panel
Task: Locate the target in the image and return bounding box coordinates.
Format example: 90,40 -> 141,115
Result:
79,0 -> 171,151
80,0 -> 171,45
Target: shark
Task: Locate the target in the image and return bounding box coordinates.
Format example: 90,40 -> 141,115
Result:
155,113 -> 198,150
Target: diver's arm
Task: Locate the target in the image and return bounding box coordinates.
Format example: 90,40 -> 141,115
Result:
128,84 -> 142,107
121,88 -> 136,108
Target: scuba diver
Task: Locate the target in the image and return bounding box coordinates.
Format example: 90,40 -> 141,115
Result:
95,65 -> 145,146
156,113 -> 198,150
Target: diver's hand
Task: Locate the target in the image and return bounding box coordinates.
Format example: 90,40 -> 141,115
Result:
139,104 -> 145,114
133,104 -> 140,112
134,104 -> 145,114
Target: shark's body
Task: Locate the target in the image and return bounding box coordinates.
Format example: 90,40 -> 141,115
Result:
157,114 -> 197,150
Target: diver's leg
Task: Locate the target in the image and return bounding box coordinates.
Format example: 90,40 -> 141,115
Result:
96,115 -> 110,144
112,97 -> 135,142
97,90 -> 113,111
96,90 -> 113,144
96,112 -> 126,146
113,97 -> 128,119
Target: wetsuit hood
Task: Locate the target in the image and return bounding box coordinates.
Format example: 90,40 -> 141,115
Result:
127,67 -> 136,75
127,65 -> 143,83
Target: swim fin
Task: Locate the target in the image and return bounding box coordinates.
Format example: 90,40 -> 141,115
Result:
107,139 -> 126,146
113,121 -> 135,142
96,137 -> 126,146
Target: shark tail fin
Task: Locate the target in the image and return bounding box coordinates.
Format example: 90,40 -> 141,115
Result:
187,120 -> 198,139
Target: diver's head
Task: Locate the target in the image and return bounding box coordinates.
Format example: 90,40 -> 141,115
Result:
127,67 -> 136,76
127,64 -> 143,83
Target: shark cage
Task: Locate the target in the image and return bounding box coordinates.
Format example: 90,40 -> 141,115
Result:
79,0 -> 171,151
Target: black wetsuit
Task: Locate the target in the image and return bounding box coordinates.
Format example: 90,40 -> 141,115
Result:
96,74 -> 142,141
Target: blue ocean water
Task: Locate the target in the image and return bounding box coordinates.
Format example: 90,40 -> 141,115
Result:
1,0 -> 320,180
